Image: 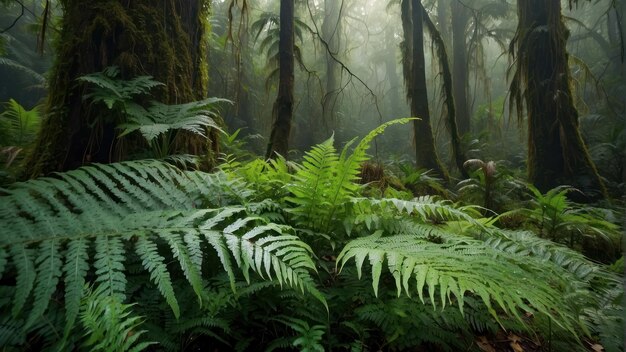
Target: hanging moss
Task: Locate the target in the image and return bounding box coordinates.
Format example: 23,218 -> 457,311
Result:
23,0 -> 215,178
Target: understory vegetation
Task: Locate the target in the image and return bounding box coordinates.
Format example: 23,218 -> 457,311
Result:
0,119 -> 623,351
0,0 -> 624,351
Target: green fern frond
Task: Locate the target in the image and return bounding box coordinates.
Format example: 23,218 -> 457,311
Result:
80,285 -> 155,352
135,237 -> 180,318
11,244 -> 35,317
483,230 -> 610,281
77,66 -> 163,109
286,136 -> 339,228
337,232 -> 582,335
63,237 -> 90,337
25,240 -> 63,329
287,118 -> 413,233
0,160 -> 324,345
118,98 -> 227,142
94,236 -> 127,300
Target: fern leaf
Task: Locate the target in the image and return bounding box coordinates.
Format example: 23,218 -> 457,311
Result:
203,230 -> 237,291
80,285 -> 155,352
135,237 -> 180,319
63,237 -> 90,340
337,233 -> 582,334
160,231 -> 204,303
24,240 -> 62,329
11,244 -> 35,317
94,236 -> 126,300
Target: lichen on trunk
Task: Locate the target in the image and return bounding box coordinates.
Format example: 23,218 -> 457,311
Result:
23,0 -> 215,178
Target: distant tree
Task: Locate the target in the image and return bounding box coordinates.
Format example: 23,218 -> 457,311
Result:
23,0 -> 215,178
266,0 -> 295,159
401,0 -> 448,181
510,0 -> 606,199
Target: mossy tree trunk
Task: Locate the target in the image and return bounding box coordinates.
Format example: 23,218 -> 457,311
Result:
266,0 -> 295,159
23,0 -> 213,178
401,0 -> 448,181
512,0 -> 606,199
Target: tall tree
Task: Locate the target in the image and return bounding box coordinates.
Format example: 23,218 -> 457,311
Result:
23,0 -> 214,178
401,0 -> 448,181
266,0 -> 295,159
511,0 -> 606,199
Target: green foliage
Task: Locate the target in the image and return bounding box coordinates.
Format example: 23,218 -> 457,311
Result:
273,316 -> 325,352
286,118 -> 414,234
79,67 -> 229,158
0,119 -> 621,351
79,285 -> 155,352
0,160 -> 322,350
397,164 -> 447,196
513,185 -> 621,259
337,231 -> 582,334
77,66 -> 163,111
457,159 -> 526,213
0,99 -> 41,174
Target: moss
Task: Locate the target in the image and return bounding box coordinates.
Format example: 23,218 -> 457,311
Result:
23,0 -> 214,178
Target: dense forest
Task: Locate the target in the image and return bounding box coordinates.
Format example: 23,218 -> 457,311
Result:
0,0 -> 624,351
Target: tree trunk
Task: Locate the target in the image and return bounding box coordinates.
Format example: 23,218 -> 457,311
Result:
23,0 -> 213,178
451,0 -> 471,136
401,0 -> 448,181
266,0 -> 295,159
513,0 -> 606,200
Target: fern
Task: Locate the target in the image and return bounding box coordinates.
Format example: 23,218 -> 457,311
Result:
0,160 -> 323,347
117,98 -> 226,143
79,285 -> 155,352
77,66 -> 163,110
337,231 -> 583,335
272,316 -> 326,352
287,118 -> 413,233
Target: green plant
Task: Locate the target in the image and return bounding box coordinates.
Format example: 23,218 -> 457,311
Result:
0,160 -> 322,350
0,99 -> 41,183
79,67 -> 228,158
0,119 -> 621,351
396,163 -> 448,196
513,185 -> 621,260
79,285 -> 155,352
457,159 -> 526,213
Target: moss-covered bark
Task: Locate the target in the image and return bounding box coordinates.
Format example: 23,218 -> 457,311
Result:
511,0 -> 606,200
23,0 -> 214,178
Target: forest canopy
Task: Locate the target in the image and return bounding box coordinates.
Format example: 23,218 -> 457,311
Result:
0,0 -> 624,351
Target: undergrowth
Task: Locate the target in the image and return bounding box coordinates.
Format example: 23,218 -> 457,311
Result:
0,118 -> 622,351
